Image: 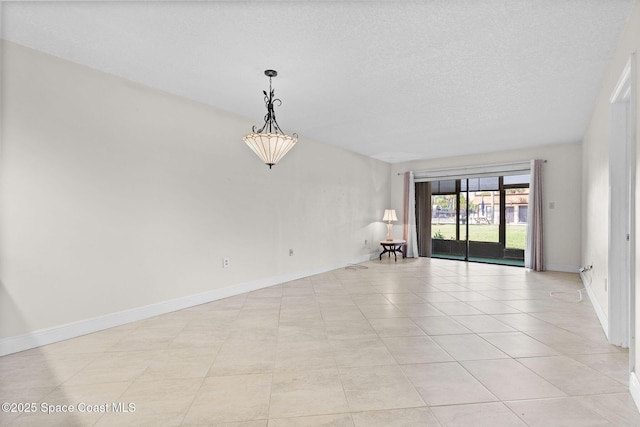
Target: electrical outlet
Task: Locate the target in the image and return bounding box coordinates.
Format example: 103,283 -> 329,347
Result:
289,249 -> 294,256
222,257 -> 230,268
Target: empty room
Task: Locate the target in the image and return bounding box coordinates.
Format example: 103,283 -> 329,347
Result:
2,1 -> 640,425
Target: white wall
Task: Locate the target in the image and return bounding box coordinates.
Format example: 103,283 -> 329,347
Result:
581,0 -> 640,398
583,0 -> 640,321
0,41 -> 390,351
390,142 -> 582,272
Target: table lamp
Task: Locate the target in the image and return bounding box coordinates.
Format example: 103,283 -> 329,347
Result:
383,209 -> 398,241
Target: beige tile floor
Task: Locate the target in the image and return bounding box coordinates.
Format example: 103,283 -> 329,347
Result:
2,257 -> 640,426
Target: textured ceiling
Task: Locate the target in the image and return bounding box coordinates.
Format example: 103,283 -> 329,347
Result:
1,1 -> 635,162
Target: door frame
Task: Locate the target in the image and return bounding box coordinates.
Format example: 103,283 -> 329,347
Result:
609,54 -> 636,357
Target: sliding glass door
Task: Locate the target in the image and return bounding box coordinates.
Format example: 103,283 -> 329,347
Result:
465,177 -> 504,262
431,180 -> 465,259
424,174 -> 529,266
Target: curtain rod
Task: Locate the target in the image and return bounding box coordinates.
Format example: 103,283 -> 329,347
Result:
396,159 -> 547,176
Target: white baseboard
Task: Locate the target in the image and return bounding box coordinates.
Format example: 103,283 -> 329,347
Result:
630,372 -> 640,412
545,263 -> 580,273
583,272 -> 609,339
0,254 -> 376,356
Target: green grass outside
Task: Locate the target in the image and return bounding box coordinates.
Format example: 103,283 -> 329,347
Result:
431,223 -> 527,250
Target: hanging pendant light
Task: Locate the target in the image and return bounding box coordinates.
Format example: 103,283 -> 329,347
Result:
243,69 -> 298,169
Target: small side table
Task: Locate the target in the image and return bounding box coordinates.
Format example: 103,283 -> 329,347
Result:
379,240 -> 406,261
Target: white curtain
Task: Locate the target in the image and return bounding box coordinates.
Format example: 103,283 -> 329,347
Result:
525,159 -> 544,270
403,171 -> 419,257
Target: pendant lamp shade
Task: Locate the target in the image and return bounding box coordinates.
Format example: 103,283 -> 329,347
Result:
243,132 -> 297,169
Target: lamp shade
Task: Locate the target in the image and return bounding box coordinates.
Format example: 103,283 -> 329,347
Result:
383,209 -> 398,222
243,132 -> 298,168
